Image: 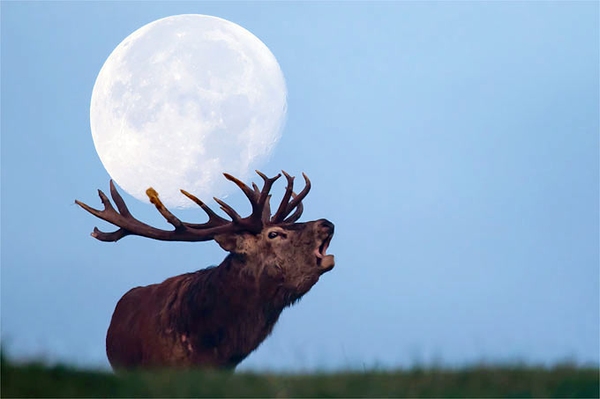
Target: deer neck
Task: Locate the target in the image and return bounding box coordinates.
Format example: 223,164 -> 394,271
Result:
221,253 -> 289,314
176,254 -> 287,364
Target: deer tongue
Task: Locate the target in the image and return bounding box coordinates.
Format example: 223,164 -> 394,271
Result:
315,236 -> 335,273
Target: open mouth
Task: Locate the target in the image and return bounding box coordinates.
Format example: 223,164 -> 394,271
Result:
315,233 -> 335,273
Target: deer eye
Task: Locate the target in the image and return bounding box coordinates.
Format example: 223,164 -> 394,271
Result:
268,231 -> 279,239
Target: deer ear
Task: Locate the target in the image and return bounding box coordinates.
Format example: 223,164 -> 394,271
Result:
214,233 -> 239,252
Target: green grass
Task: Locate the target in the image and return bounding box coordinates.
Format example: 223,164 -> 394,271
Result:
1,356 -> 598,398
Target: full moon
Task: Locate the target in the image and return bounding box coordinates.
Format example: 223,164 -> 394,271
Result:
90,14 -> 287,208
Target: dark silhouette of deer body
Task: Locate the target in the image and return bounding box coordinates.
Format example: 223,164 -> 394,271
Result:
76,171 -> 334,370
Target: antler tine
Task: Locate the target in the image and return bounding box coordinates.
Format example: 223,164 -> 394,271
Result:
283,193 -> 304,223
223,173 -> 257,203
75,190 -> 109,220
262,194 -> 272,223
271,171 -> 295,223
109,180 -> 132,218
98,188 -> 115,212
254,171 -> 281,212
145,188 -> 185,230
214,197 -> 243,223
180,189 -> 230,229
92,226 -> 130,241
252,182 -> 260,195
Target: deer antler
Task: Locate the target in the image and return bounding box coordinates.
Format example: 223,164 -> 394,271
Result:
75,170 -> 311,242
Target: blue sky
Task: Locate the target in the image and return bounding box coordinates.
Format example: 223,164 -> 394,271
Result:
1,2 -> 598,371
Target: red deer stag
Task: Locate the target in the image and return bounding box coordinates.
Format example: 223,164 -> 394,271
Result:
76,171 -> 334,370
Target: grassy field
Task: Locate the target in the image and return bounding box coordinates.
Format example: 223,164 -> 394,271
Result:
1,356 -> 598,398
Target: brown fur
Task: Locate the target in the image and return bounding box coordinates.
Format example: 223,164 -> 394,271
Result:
106,219 -> 334,370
